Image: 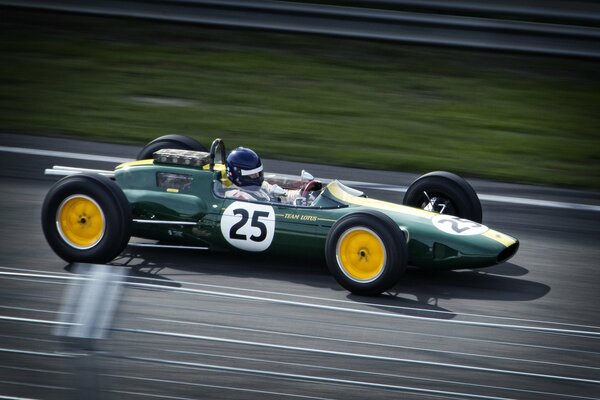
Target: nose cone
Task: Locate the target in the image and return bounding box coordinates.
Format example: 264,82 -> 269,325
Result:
434,229 -> 519,269
407,215 -> 519,270
496,239 -> 519,264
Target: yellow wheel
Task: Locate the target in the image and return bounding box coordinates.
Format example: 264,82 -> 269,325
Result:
42,174 -> 131,263
56,195 -> 105,249
325,211 -> 407,296
336,227 -> 386,283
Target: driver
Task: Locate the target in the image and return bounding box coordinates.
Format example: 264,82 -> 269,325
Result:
224,147 -> 321,203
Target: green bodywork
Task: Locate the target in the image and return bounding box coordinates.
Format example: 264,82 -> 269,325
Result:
115,160 -> 518,270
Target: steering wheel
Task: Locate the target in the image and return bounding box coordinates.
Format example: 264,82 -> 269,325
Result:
300,180 -> 322,198
209,138 -> 226,171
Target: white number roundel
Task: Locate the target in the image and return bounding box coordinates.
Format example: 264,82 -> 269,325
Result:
220,202 -> 275,252
432,215 -> 488,236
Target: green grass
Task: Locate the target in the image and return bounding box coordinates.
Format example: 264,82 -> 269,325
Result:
1,10 -> 599,188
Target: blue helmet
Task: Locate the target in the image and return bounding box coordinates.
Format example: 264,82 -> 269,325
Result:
226,147 -> 264,188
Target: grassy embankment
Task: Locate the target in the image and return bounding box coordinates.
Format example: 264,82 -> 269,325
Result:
0,10 -> 599,188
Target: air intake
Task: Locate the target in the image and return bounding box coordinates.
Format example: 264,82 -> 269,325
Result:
497,242 -> 520,263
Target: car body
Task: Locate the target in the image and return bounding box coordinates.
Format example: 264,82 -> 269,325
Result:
42,138 -> 519,295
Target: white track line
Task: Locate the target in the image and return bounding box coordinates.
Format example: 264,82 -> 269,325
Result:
157,349 -> 598,400
125,271 -> 600,332
114,332 -> 600,385
124,281 -> 600,336
0,145 -> 129,164
0,315 -> 72,326
107,374 -> 336,400
1,145 -> 598,211
113,354 -> 515,400
2,271 -> 600,337
4,265 -> 597,333
2,266 -> 596,357
0,347 -> 71,358
143,317 -> 599,371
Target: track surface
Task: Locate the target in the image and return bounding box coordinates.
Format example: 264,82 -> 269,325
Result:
0,133 -> 599,399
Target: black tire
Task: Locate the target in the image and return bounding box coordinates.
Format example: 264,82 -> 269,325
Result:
41,174 -> 131,263
403,171 -> 482,223
137,134 -> 207,160
325,211 -> 407,296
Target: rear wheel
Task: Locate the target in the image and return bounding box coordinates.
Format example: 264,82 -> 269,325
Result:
403,171 -> 482,223
137,134 -> 207,160
42,174 -> 131,263
325,211 -> 407,296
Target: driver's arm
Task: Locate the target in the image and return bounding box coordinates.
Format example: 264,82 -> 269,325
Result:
225,188 -> 256,201
260,181 -> 299,203
262,181 -> 320,204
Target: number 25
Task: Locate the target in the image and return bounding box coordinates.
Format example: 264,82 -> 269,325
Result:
229,209 -> 270,242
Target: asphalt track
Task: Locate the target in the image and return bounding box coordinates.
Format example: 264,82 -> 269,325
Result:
0,133 -> 599,400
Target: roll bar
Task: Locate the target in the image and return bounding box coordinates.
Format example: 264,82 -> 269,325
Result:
209,138 -> 226,171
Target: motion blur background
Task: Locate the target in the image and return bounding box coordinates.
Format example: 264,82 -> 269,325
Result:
2,2 -> 600,400
1,0 -> 599,188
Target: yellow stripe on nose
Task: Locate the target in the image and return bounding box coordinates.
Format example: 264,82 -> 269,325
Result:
482,230 -> 516,247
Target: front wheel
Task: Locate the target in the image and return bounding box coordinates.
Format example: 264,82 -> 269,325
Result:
41,174 -> 131,263
325,211 -> 407,296
403,171 -> 482,223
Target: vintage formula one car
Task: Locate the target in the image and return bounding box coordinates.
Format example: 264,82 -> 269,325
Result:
42,135 -> 519,295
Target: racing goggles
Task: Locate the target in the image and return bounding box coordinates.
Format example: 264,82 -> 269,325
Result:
238,165 -> 264,187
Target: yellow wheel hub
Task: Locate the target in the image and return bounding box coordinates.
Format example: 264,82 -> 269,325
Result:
336,227 -> 386,282
56,195 -> 105,249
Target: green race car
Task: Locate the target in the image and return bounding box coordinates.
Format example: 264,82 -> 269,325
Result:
42,135 -> 519,295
